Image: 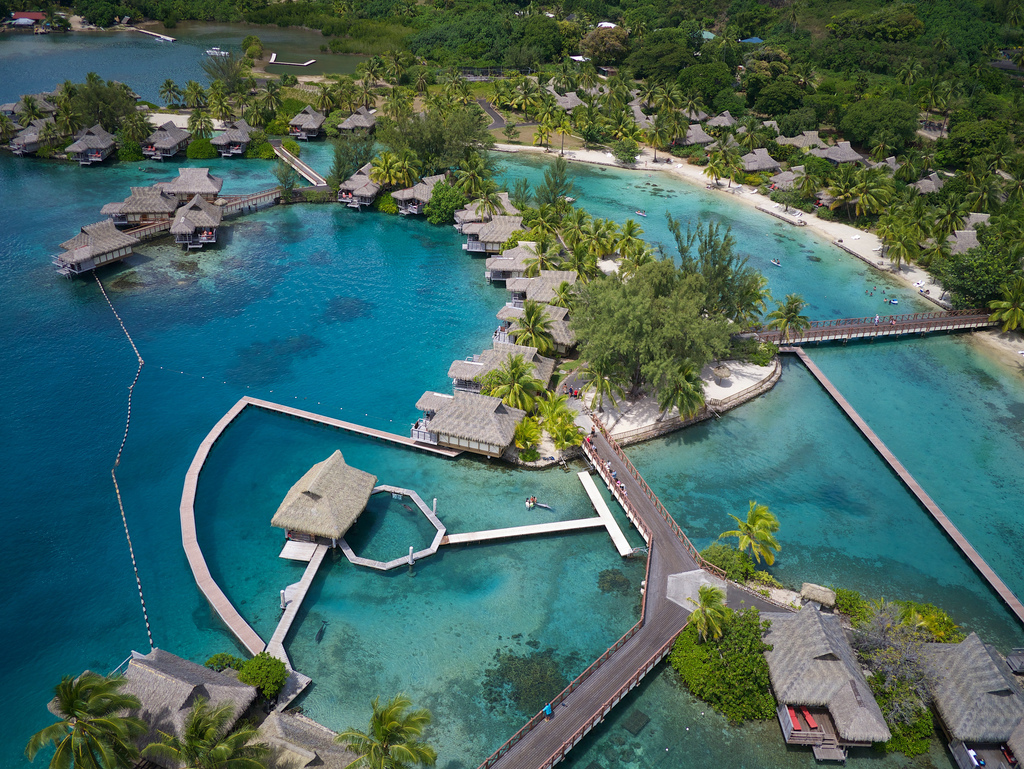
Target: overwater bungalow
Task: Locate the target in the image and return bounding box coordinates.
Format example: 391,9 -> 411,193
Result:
484,241 -> 536,282
65,124 -> 116,166
0,93 -> 57,120
9,117 -> 56,155
113,648 -> 257,768
453,192 -> 518,232
170,194 -> 223,249
507,270 -> 578,307
741,147 -> 781,173
678,123 -> 714,147
101,186 -> 179,226
392,174 -> 445,215
462,215 -> 524,256
447,340 -> 555,393
922,632 -> 1024,769
338,162 -> 381,209
143,121 -> 191,160
777,130 -> 823,149
271,450 -> 377,547
289,106 -> 326,141
338,106 -> 376,133
210,119 -> 252,157
54,220 -> 139,276
809,141 -> 864,165
260,711 -> 359,769
497,302 -> 576,354
413,390 -> 525,458
706,110 -> 737,128
763,608 -> 891,762
156,167 -> 224,202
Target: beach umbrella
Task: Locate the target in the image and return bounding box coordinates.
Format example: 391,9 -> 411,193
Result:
711,364 -> 732,385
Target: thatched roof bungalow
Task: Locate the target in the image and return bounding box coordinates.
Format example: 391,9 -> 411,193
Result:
770,165 -> 805,191
55,220 -> 139,276
549,89 -> 586,111
210,119 -> 253,157
338,162 -> 380,209
462,215 -> 524,256
741,147 -> 781,173
682,107 -> 709,122
912,172 -> 946,195
414,390 -> 525,457
497,302 -> 575,354
706,110 -> 736,128
10,117 -> 56,156
809,141 -> 864,165
289,106 -> 326,140
272,450 -> 377,544
447,340 -> 555,393
157,167 -> 224,202
66,124 -> 116,166
143,121 -> 191,160
338,106 -> 376,133
260,711 -> 359,769
764,608 -> 890,762
101,186 -> 180,226
777,130 -> 823,149
1,93 -> 57,119
678,123 -> 713,147
392,174 -> 445,215
507,270 -> 578,305
170,194 -> 223,249
485,241 -> 535,282
454,192 -> 519,231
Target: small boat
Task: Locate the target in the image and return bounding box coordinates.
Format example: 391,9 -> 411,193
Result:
206,47 -> 230,57
770,259 -> 781,267
635,210 -> 647,217
315,620 -> 328,643
888,299 -> 898,305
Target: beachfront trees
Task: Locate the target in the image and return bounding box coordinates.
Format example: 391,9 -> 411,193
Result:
719,501 -> 781,566
376,105 -> 493,176
482,354 -> 545,412
687,585 -> 730,642
370,152 -> 402,189
581,358 -> 626,413
183,81 -> 207,110
143,699 -> 268,769
159,79 -> 181,108
274,161 -> 301,201
336,694 -> 437,769
988,276 -> 1024,331
26,672 -> 146,769
534,156 -> 575,208
510,300 -> 555,354
453,153 -> 491,199
200,53 -> 246,95
654,360 -> 705,421
765,294 -> 810,341
188,109 -> 214,140
328,130 -> 375,188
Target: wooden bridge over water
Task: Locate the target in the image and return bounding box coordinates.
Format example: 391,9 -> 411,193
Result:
271,141 -> 328,186
756,309 -> 996,346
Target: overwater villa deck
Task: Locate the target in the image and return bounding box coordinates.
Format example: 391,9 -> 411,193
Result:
413,390 -> 525,457
170,194 -> 223,249
210,119 -> 252,157
338,162 -> 380,209
53,220 -> 139,276
157,167 -> 224,202
143,122 -> 191,160
288,106 -> 326,140
65,124 -> 116,166
485,241 -> 536,282
462,215 -> 524,256
392,174 -> 445,215
101,186 -> 180,226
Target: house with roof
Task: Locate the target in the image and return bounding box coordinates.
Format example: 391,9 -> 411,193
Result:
392,174 -> 445,215
485,241 -> 536,282
947,212 -> 990,255
497,302 -> 576,354
143,121 -> 191,160
9,117 -> 56,155
260,710 -> 359,769
66,124 -> 116,166
289,106 -> 326,140
507,270 -> 578,307
777,130 -> 823,149
210,119 -> 253,157
338,162 -> 381,209
272,450 -> 378,546
462,215 -> 524,256
454,192 -> 519,232
171,195 -> 223,249
54,220 -> 139,276
447,340 -> 555,394
338,106 -> 376,133
101,186 -> 180,226
156,167 -> 224,202
809,141 -> 864,165
912,172 -> 946,195
706,110 -> 737,128
741,147 -> 781,173
923,632 -> 1024,769
763,608 -> 891,762
547,87 -> 585,112
677,123 -> 713,147
413,390 -> 525,458
1,93 -> 57,120
770,165 -> 805,191
682,106 -> 710,122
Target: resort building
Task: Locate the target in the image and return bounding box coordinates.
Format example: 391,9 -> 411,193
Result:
948,212 -> 991,255
777,130 -> 823,149
143,121 -> 191,160
462,215 -> 524,256
0,93 -> 57,120
922,632 -> 1024,769
65,124 -> 116,166
809,141 -> 864,165
549,89 -> 586,112
337,106 -> 376,133
392,174 -> 446,215
260,711 -> 359,769
271,450 -> 378,547
678,123 -> 714,147
101,186 -> 180,226
447,340 -> 555,393
289,106 -> 326,141
507,270 -> 578,307
770,165 -> 805,191
630,103 -> 653,130
706,110 -> 737,128
484,241 -> 536,282
682,106 -> 710,122
741,147 -> 782,173
9,117 -> 56,155
338,162 -> 381,209
497,302 -> 576,354
156,167 -> 224,202
170,194 -> 223,249
453,192 -> 519,232
413,390 -> 525,458
114,648 -> 257,768
763,608 -> 891,762
210,119 -> 253,157
54,220 -> 139,276
913,172 -> 946,195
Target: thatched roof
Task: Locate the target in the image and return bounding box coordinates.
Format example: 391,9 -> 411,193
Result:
547,86 -> 585,111
912,172 -> 945,195
157,168 -> 224,198
485,241 -> 536,272
706,110 -> 736,127
770,165 -> 804,191
679,123 -> 713,146
682,107 -> 709,122
631,103 -> 653,129
271,450 -> 377,540
339,163 -> 380,197
741,147 -> 781,172
102,186 -> 180,216
59,220 -> 139,265
66,124 -> 116,153
121,649 -> 258,768
474,215 -> 523,244
809,141 -> 863,165
949,229 -> 980,255
210,119 -> 252,147
764,608 -> 891,744
762,120 -> 779,135
964,212 -> 990,229
454,193 -> 519,225
923,633 -> 1024,743
261,711 -> 359,769
170,194 -> 223,235
392,174 -> 445,203
870,155 -> 898,173
507,270 -> 577,304
447,341 -> 555,386
799,583 -> 836,607
417,390 -> 525,447
338,106 -> 375,131
498,303 -> 575,348
497,302 -> 568,323
146,121 -> 190,149
1009,720 -> 1024,761
777,130 -> 822,149
11,117 -> 54,146
289,106 -> 325,130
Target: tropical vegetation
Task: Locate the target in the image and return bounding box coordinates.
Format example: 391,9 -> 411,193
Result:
718,501 -> 781,566
336,694 -> 437,769
143,699 -> 269,769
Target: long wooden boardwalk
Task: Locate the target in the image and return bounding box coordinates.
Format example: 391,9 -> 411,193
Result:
785,346 -> 1024,626
271,142 -> 327,186
443,518 -> 607,546
758,309 -> 995,345
267,543 -> 329,667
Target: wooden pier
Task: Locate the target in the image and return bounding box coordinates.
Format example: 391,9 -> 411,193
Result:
221,187 -> 281,214
131,27 -> 175,42
756,204 -> 807,226
442,518 -> 607,546
337,486 -> 446,571
269,52 -> 317,66
271,142 -> 327,186
267,543 -> 329,668
578,471 -> 634,557
784,346 -> 1024,627
758,309 -> 995,346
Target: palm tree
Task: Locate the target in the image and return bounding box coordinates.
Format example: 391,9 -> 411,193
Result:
18,95 -> 44,123
370,151 -> 402,189
393,149 -> 421,189
551,280 -> 576,309
0,114 -> 18,142
513,417 -> 542,451
188,108 -> 214,140
703,153 -> 726,186
619,247 -> 655,279
533,122 -> 551,149
687,585 -> 730,642
559,208 -> 591,249
143,698 -> 268,769
646,112 -> 674,163
886,225 -> 919,269
766,294 -> 810,342
54,106 -> 82,138
454,153 -> 490,199
988,277 -> 1024,331
828,164 -> 859,220
26,672 -> 146,769
121,112 -> 154,143
510,300 -> 555,354
474,188 -> 505,220
208,88 -> 234,122
616,218 -> 645,258
483,354 -> 545,411
656,361 -> 705,421
261,81 -> 283,115
183,80 -> 207,109
337,694 -> 437,769
524,241 -> 563,277
553,114 -> 573,157
582,358 -> 625,413
719,500 -> 781,565
38,120 -> 60,148
852,167 -> 892,217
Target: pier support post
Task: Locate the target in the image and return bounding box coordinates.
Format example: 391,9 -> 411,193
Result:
409,546 -> 415,565
280,590 -> 286,610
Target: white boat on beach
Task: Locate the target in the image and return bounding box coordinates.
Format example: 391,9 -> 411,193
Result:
206,47 -> 230,57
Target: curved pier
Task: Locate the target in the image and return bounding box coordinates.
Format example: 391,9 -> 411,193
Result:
784,346 -> 1024,626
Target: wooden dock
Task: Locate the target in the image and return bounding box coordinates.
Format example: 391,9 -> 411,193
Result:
442,518 -> 607,546
132,27 -> 175,41
785,346 -> 1024,627
267,543 -> 329,668
758,309 -> 995,346
221,187 -> 281,214
337,486 -> 446,571
578,471 -> 634,557
756,204 -> 807,226
271,142 -> 327,186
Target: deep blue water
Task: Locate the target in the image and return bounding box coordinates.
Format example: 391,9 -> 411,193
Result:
1,39 -> 1023,769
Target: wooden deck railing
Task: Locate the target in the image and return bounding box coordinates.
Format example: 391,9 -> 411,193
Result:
753,309 -> 994,344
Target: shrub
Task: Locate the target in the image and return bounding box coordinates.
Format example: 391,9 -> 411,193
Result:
117,140 -> 144,162
744,174 -> 764,187
868,672 -> 934,756
424,181 -> 466,225
205,653 -> 246,672
246,44 -> 263,59
894,601 -> 965,643
815,206 -> 834,220
374,192 -> 399,214
751,341 -> 777,366
303,189 -> 333,203
244,141 -> 276,160
520,447 -> 541,462
752,570 -> 782,589
238,651 -> 288,699
669,608 -> 775,723
186,138 -> 218,159
835,588 -> 871,626
265,119 -> 289,136
699,542 -> 755,582
280,74 -> 298,87
501,231 -> 526,251
611,137 -> 641,164
282,138 -> 301,157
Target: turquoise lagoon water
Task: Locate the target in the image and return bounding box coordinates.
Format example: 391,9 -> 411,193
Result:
2,56 -> 1023,768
